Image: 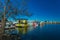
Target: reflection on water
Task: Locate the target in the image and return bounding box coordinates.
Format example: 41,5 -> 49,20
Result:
22,24 -> 60,40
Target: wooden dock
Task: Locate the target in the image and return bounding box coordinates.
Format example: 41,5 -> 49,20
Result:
0,34 -> 21,40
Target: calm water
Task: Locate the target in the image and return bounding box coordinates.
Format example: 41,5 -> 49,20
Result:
22,24 -> 60,40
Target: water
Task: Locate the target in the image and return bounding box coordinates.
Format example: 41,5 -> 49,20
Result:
22,24 -> 60,40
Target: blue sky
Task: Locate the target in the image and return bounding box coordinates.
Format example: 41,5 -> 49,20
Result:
1,0 -> 60,21
27,0 -> 60,21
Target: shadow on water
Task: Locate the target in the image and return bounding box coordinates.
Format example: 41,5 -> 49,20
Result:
22,24 -> 60,40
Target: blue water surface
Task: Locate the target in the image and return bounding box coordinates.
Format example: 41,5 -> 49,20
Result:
22,24 -> 60,40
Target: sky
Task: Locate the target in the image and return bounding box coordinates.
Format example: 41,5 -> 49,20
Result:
1,0 -> 60,21
27,0 -> 60,21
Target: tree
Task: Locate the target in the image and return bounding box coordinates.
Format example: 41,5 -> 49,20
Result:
0,0 -> 32,34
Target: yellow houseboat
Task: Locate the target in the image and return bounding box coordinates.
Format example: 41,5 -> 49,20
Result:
15,19 -> 28,34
